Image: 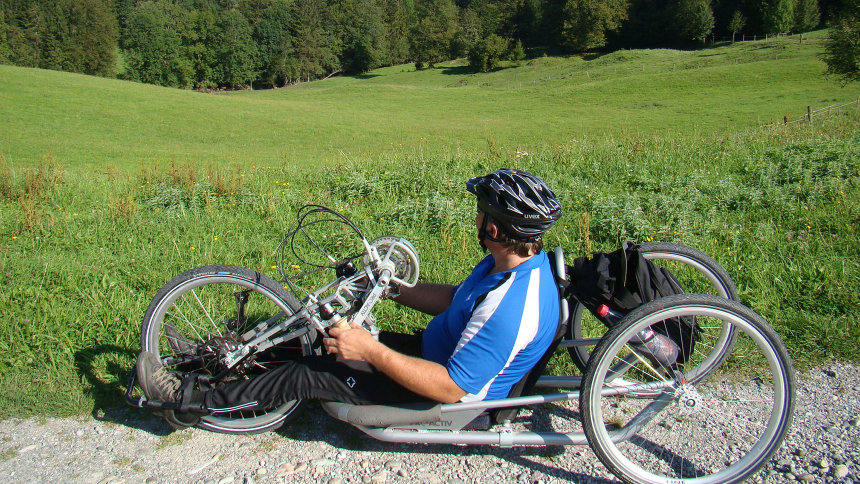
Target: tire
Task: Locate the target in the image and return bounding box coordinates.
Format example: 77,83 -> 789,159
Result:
140,265 -> 313,434
581,294 -> 795,483
568,242 -> 739,373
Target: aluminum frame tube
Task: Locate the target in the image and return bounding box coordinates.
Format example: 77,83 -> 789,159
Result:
356,426 -> 591,446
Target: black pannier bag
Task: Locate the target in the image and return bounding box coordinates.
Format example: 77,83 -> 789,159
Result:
565,241 -> 701,364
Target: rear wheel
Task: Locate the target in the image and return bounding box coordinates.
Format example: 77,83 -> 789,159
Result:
568,242 -> 739,373
140,265 -> 313,434
581,294 -> 795,483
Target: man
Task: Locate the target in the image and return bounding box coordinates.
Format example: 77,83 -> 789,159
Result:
136,168 -> 563,427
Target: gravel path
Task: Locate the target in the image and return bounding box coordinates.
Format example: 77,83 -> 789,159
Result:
1,362 -> 857,484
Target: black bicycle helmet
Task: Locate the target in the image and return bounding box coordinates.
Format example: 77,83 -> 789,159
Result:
467,168 -> 562,243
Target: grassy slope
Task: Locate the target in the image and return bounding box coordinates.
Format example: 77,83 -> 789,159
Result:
1,34 -> 855,171
0,34 -> 857,418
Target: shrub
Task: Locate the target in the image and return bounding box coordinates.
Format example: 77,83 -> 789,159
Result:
468,35 -> 509,73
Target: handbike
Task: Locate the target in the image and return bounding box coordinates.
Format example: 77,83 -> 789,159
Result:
127,205 -> 795,483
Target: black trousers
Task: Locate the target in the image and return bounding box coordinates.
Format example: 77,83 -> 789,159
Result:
203,331 -> 425,413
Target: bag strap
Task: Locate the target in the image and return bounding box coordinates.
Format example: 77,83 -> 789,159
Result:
612,241 -> 641,311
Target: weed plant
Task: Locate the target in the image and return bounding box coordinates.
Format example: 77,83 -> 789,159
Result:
0,110 -> 856,418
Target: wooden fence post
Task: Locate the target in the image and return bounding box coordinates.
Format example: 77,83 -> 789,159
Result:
807,106 -> 813,124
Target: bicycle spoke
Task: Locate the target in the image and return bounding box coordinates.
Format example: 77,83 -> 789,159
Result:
583,295 -> 794,483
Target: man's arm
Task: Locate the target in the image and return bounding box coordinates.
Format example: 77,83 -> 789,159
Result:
393,283 -> 455,316
325,324 -> 467,403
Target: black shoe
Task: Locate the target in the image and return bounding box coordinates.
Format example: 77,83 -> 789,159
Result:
137,351 -> 182,404
136,351 -> 204,429
164,324 -> 196,356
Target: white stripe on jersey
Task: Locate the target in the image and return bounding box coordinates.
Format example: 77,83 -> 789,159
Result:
451,272 -> 515,357
459,267 -> 543,402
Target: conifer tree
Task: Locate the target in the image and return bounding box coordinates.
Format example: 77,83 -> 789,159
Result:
254,0 -> 293,87
383,0 -> 410,65
287,0 -> 340,82
794,0 -> 820,33
761,0 -> 794,34
822,3 -> 859,83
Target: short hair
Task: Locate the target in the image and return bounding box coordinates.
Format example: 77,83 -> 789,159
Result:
501,238 -> 543,257
483,212 -> 543,256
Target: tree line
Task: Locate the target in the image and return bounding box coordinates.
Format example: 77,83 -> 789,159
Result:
0,0 -> 854,89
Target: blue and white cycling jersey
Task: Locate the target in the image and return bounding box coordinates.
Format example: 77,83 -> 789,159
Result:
421,251 -> 559,402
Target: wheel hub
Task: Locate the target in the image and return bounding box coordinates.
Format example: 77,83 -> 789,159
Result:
674,383 -> 703,415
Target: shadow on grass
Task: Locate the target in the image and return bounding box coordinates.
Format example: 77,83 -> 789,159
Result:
74,345 -> 173,436
582,51 -> 609,61
441,65 -> 474,76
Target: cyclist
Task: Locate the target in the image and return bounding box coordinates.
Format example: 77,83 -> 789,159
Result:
136,168 -> 563,428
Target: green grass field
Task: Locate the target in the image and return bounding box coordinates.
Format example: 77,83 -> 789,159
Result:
0,33 -> 857,418
1,33 -> 855,170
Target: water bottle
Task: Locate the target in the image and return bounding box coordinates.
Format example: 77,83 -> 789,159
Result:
596,304 -> 655,343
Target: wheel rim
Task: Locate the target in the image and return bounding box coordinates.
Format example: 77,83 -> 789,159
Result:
143,273 -> 311,431
586,304 -> 791,483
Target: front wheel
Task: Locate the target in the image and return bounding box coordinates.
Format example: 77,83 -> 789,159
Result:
140,265 -> 313,434
581,294 -> 794,484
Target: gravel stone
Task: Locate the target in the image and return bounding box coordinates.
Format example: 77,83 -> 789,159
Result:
0,362 -> 856,483
833,464 -> 849,478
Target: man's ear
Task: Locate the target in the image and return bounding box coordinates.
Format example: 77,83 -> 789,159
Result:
485,221 -> 501,239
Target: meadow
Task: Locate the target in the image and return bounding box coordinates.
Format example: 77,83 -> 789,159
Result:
0,33 -> 857,418
0,32 -> 855,170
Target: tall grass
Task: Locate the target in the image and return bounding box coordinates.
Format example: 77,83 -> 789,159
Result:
0,111 -> 856,418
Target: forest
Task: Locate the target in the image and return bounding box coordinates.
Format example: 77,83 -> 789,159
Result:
0,0 -> 847,89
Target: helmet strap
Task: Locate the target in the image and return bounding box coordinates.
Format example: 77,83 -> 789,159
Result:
477,213 -> 506,253
477,212 -> 490,253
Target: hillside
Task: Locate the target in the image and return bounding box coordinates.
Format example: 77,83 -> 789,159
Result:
0,32 -> 856,419
0,33 -> 855,170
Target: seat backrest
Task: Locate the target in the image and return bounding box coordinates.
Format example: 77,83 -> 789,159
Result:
490,247 -> 570,424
